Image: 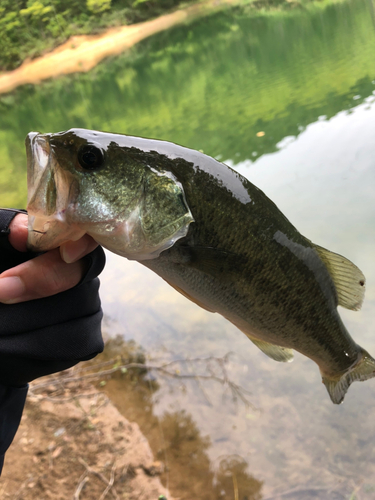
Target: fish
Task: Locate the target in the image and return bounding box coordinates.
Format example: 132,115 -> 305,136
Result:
25,128 -> 374,404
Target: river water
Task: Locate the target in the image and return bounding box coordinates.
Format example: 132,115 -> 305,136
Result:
1,0 -> 375,498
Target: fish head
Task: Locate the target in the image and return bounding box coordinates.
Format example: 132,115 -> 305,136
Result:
26,128 -> 194,260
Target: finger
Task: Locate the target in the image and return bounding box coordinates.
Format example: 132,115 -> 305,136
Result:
60,234 -> 99,263
8,214 -> 28,252
0,248 -> 86,304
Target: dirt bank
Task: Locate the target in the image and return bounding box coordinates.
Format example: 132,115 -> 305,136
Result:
0,0 -> 240,95
1,374 -> 173,500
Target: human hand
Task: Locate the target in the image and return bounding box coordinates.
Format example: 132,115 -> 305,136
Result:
0,213 -> 99,304
0,209 -> 105,387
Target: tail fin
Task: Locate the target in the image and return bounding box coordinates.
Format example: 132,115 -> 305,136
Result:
322,348 -> 375,404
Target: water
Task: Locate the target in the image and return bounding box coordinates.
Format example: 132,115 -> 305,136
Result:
1,0 -> 375,497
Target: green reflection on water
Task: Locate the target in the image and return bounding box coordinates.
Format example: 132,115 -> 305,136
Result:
1,0 -> 375,208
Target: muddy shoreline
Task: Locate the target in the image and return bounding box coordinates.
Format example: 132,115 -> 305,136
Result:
1,374 -> 173,499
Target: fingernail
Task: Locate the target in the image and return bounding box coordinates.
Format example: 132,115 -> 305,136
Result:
0,277 -> 26,304
60,240 -> 88,264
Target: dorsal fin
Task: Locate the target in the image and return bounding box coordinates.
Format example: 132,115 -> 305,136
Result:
248,337 -> 294,363
312,243 -> 365,311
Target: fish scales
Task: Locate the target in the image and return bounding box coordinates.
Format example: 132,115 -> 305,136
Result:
25,128 -> 374,404
142,152 -> 358,372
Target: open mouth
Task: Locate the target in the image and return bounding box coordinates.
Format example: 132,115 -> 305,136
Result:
26,132 -> 54,214
25,132 -> 66,251
33,135 -> 50,169
26,132 -> 51,184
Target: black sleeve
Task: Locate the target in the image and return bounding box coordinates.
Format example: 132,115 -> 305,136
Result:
0,385 -> 28,474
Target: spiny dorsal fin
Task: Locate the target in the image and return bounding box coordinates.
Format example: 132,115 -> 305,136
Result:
312,243 -> 365,311
249,337 -> 294,363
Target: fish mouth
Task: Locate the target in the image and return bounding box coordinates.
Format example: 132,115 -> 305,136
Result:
26,132 -> 50,172
26,132 -> 85,251
26,132 -> 51,250
26,132 -> 51,209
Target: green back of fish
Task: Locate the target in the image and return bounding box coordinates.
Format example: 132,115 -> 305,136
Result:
137,149 -> 360,376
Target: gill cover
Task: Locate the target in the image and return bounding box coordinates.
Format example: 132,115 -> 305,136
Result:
90,167 -> 195,260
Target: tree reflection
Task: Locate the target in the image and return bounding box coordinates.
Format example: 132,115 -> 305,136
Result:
214,455 -> 263,500
90,336 -> 263,499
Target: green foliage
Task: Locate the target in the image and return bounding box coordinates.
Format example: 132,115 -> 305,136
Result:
20,0 -> 53,18
132,0 -> 151,6
0,0 -> 194,71
86,0 -> 111,14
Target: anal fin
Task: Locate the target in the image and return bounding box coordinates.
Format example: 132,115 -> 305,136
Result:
249,337 -> 294,363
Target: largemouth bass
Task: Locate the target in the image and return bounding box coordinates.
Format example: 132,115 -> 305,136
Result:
26,128 -> 373,404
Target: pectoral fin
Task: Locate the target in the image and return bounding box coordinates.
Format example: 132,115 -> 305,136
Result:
249,337 -> 294,363
312,243 -> 365,311
162,279 -> 216,313
174,246 -> 246,282
159,246 -> 243,311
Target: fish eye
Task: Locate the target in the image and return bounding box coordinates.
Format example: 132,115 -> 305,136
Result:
77,145 -> 104,170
